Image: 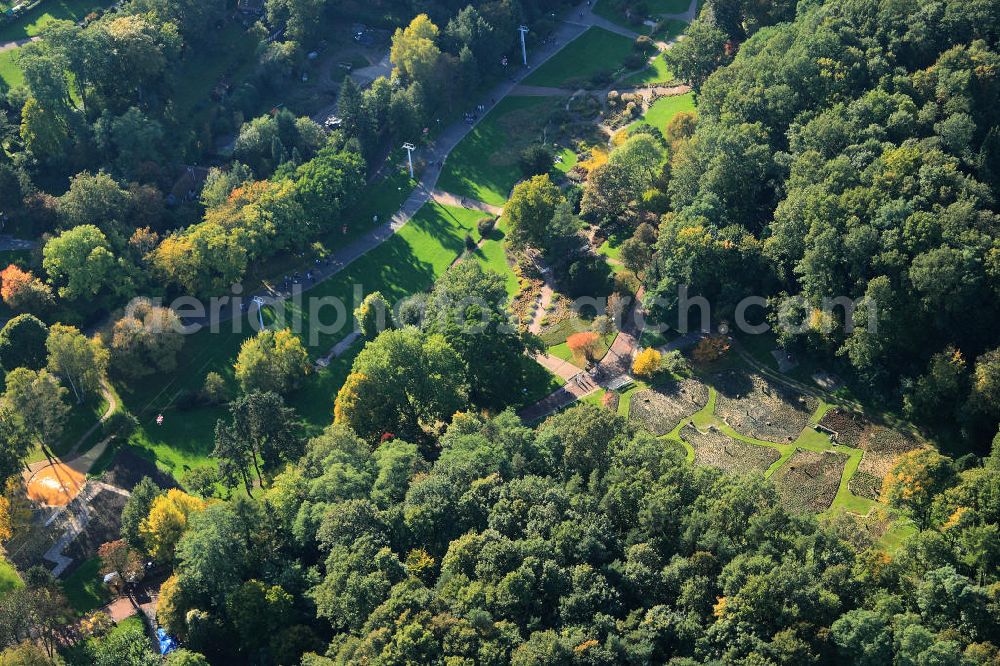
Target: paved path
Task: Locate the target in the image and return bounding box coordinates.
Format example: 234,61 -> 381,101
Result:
566,5 -> 642,40
0,234 -> 36,251
534,352 -> 585,381
42,481 -> 130,576
520,288 -> 645,422
430,190 -> 503,216
527,272 -> 556,335
182,2 -> 601,337
0,35 -> 39,53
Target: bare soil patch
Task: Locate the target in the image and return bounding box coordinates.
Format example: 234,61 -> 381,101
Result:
855,425 -> 922,493
848,470 -> 882,501
63,490 -> 128,565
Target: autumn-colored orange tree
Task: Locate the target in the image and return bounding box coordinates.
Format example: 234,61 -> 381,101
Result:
97,539 -> 145,591
567,332 -> 602,364
692,335 -> 731,364
0,265 -> 54,313
632,348 -> 662,378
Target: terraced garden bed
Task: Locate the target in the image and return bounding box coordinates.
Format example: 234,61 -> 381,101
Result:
848,470 -> 882,500
681,425 -> 779,474
628,378 -> 709,435
713,370 -> 817,442
772,449 -> 848,512
856,425 -> 922,482
819,408 -> 866,447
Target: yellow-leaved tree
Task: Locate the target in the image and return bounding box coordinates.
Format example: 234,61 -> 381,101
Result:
882,448 -> 953,529
632,348 -> 662,379
234,328 -> 309,395
140,489 -> 206,562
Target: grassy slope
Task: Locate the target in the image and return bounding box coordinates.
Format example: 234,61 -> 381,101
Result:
0,48 -> 23,89
641,92 -> 696,132
522,27 -> 634,89
0,557 -> 22,598
621,55 -> 675,86
470,223 -> 519,299
436,95 -> 556,206
61,556 -> 110,614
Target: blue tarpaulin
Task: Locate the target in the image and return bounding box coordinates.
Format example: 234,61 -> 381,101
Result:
157,628 -> 178,655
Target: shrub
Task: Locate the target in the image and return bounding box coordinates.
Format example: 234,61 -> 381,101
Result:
591,315 -> 614,336
102,410 -> 139,439
692,336 -> 730,364
477,216 -> 496,238
634,35 -> 655,54
200,372 -> 230,405
624,53 -> 647,70
464,233 -> 477,251
661,349 -> 688,375
518,144 -> 553,177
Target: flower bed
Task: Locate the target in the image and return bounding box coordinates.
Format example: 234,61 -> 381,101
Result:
818,409 -> 866,447
772,449 -> 848,512
628,379 -> 709,435
713,370 -> 818,442
682,425 -> 779,475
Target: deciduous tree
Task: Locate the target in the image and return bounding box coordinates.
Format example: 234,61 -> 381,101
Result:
0,314 -> 48,372
106,299 -> 183,380
45,324 -> 109,404
140,489 -> 207,563
505,174 -> 563,250
334,328 -> 467,443
1,368 -> 69,449
234,329 -> 309,395
632,348 -> 662,378
0,266 -> 54,315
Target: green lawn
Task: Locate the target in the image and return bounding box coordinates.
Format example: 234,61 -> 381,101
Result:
641,92 -> 695,132
594,0 -> 690,33
598,233 -> 625,261
621,54 -> 676,86
0,48 -> 23,90
0,0 -> 108,43
471,224 -> 519,299
61,557 -> 110,615
650,18 -> 689,41
0,557 -> 21,598
522,27 -> 634,89
647,0 -> 691,13
437,95 -> 560,206
61,614 -> 144,664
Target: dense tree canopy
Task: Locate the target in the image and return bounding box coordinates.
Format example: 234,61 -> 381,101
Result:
150,403 -> 1000,664
647,0 -> 1000,447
